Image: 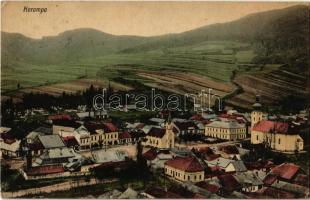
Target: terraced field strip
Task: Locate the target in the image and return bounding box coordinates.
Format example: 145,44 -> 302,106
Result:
137,71 -> 236,106
227,66 -> 307,109
7,79 -> 133,98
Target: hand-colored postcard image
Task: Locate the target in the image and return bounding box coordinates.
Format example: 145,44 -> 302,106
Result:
1,1 -> 309,199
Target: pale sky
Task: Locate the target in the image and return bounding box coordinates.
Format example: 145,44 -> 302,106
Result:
1,1 -> 305,39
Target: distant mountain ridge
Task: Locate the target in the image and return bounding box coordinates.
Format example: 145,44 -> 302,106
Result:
2,5 -> 309,67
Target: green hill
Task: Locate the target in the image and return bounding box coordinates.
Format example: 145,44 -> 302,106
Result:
2,5 -> 308,66
1,5 -> 308,102
1,28 -> 150,65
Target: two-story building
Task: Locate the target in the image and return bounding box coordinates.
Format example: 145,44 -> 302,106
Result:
205,119 -> 247,140
164,156 -> 204,183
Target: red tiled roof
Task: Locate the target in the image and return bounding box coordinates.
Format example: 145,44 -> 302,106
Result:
190,114 -> 205,121
218,174 -> 241,192
165,156 -> 204,172
53,119 -> 81,129
260,187 -> 296,199
119,131 -> 131,139
195,181 -> 220,193
245,160 -> 274,170
48,114 -> 72,121
148,127 -> 166,138
271,163 -> 300,180
252,120 -> 289,133
63,136 -> 79,147
27,165 -> 64,176
143,149 -> 158,161
104,123 -> 118,133
210,165 -> 222,172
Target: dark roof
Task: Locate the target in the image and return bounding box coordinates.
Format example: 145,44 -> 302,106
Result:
63,136 -> 79,147
219,145 -> 239,154
119,131 -> 131,139
169,185 -> 196,198
1,131 -> 16,144
294,174 -> 309,187
195,181 -> 220,193
33,127 -> 52,135
143,149 -> 158,161
174,121 -> 199,131
53,119 -> 81,129
28,140 -> 44,151
84,122 -> 105,134
144,186 -> 182,198
93,160 -> 133,170
260,187 -> 296,199
148,127 -> 166,138
264,174 -> 278,186
85,122 -> 118,134
244,160 -> 274,171
271,163 -> 300,180
27,165 -> 64,176
165,156 -> 204,172
218,174 -> 241,192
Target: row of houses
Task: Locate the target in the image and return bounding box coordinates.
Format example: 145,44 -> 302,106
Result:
140,143 -> 309,198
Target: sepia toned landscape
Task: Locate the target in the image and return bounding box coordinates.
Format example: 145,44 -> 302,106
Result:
1,1 -> 309,199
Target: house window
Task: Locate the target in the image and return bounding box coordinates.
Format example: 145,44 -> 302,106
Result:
188,176 -> 190,180
278,138 -> 281,144
256,135 -> 259,141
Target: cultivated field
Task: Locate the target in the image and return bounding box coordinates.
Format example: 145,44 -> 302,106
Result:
2,41 -> 257,106
226,65 -> 307,109
2,79 -> 132,102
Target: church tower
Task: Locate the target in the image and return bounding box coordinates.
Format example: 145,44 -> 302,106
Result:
165,112 -> 175,148
251,95 -> 263,129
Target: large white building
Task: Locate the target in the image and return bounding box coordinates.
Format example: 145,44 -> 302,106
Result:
205,120 -> 247,140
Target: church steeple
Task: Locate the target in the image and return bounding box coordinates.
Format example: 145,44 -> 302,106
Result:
167,112 -> 171,124
252,95 -> 262,111
251,95 -> 263,129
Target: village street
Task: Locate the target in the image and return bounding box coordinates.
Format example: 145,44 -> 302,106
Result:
175,138 -> 250,149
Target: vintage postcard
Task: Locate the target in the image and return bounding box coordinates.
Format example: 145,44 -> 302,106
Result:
1,1 -> 309,199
